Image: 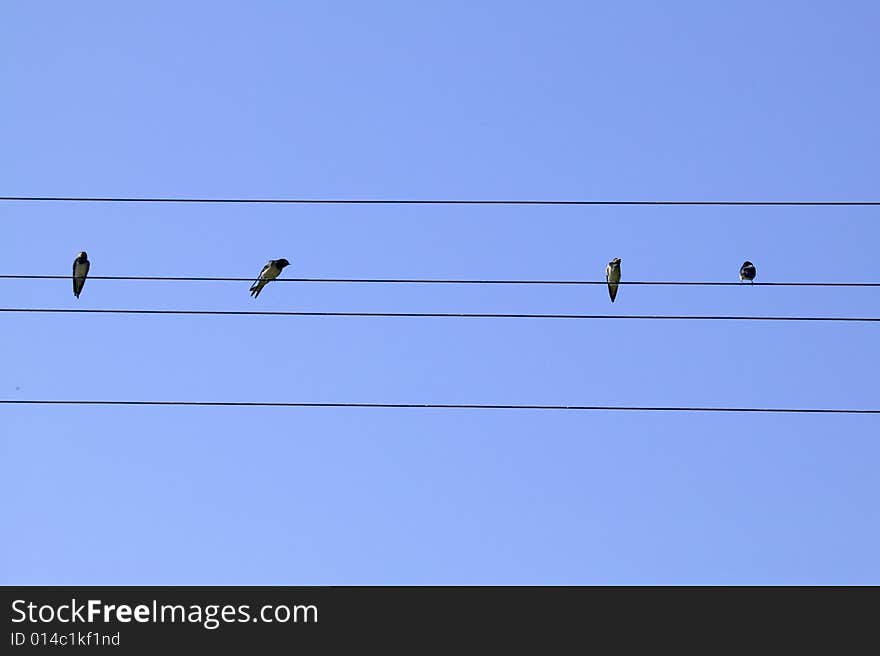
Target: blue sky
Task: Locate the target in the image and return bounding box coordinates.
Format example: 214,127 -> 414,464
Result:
1,1 -> 878,584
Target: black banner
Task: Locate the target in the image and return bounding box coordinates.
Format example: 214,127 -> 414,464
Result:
0,586 -> 865,651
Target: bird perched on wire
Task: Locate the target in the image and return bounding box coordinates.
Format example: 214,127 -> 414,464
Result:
72,251 -> 90,299
739,261 -> 757,283
250,258 -> 291,298
605,257 -> 621,302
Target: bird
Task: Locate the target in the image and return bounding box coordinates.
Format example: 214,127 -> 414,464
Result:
249,258 -> 291,298
605,257 -> 621,302
739,261 -> 757,283
72,251 -> 90,299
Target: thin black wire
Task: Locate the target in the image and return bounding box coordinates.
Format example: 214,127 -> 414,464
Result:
2,196 -> 880,206
2,274 -> 880,287
0,400 -> 877,414
1,308 -> 878,322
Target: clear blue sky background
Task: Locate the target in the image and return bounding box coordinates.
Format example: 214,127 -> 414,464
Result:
2,1 -> 878,584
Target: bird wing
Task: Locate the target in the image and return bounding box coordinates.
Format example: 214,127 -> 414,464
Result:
606,265 -> 620,302
72,259 -> 90,296
263,263 -> 284,282
250,262 -> 272,290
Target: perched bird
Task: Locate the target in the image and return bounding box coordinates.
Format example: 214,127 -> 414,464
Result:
605,257 -> 621,302
739,260 -> 757,283
72,251 -> 90,299
249,258 -> 291,298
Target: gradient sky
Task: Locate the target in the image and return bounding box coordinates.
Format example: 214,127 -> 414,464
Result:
2,1 -> 878,584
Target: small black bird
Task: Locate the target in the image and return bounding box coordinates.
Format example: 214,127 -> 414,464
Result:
72,251 -> 90,298
606,257 -> 621,302
250,258 -> 291,298
739,260 -> 757,283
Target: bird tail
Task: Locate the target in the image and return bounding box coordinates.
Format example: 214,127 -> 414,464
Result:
250,280 -> 264,298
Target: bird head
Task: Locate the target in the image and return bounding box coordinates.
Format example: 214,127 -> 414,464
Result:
78,251 -> 88,260
609,257 -> 621,269
276,258 -> 291,269
742,260 -> 753,268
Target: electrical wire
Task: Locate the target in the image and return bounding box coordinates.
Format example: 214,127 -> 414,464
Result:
2,196 -> 880,206
1,400 -> 877,414
2,274 -> 880,287
1,308 -> 878,322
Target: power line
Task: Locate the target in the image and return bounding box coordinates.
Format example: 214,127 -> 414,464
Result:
1,400 -> 877,414
2,308 -> 878,322
2,196 -> 880,206
2,274 -> 880,287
